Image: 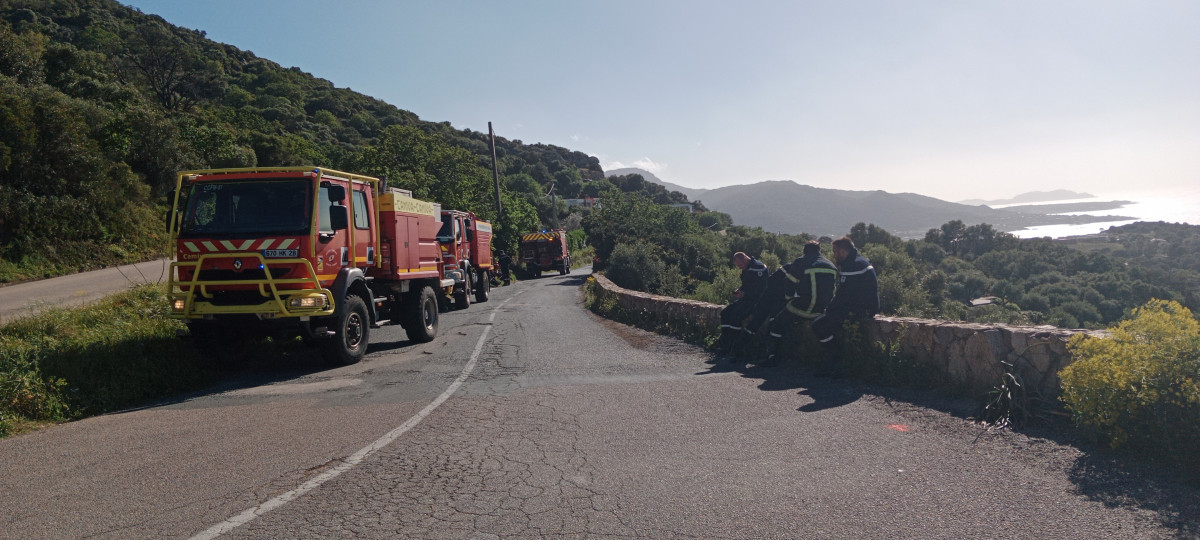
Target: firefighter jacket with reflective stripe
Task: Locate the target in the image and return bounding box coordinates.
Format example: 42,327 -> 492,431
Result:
824,247 -> 880,323
781,254 -> 838,319
738,257 -> 769,302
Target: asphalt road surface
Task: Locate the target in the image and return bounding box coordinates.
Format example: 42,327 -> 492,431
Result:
0,258 -> 172,323
2,267 -> 1197,539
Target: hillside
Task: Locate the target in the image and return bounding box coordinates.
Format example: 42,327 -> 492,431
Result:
603,168 -> 708,202
0,0 -> 602,281
613,169 -> 1131,238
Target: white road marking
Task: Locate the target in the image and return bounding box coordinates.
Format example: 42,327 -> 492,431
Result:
190,293 -> 520,540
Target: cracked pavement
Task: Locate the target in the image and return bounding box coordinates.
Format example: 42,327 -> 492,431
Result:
2,267 -> 1198,539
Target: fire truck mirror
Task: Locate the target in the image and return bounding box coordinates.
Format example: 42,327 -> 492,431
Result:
329,205 -> 349,231
466,228 -> 475,242
325,184 -> 347,203
321,181 -> 345,202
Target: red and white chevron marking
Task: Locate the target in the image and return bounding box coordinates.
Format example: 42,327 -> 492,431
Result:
180,238 -> 298,253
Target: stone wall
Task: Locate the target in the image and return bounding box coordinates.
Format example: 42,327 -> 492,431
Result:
592,274 -> 1108,398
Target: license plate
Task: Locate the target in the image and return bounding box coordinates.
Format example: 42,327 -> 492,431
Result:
263,249 -> 299,258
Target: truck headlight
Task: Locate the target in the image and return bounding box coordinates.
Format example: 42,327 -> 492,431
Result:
172,299 -> 186,311
288,296 -> 328,309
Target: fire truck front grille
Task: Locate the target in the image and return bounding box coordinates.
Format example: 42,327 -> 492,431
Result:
196,268 -> 290,281
204,290 -> 275,306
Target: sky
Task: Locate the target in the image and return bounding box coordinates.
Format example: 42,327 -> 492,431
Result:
122,0 -> 1200,202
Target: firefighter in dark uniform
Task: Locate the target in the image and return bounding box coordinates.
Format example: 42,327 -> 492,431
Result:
718,252 -> 768,354
739,262 -> 794,346
812,236 -> 880,346
497,250 -> 512,285
755,240 -> 838,364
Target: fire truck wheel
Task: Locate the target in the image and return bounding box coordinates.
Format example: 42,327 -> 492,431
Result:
322,295 -> 369,366
475,270 -> 490,303
405,286 -> 438,343
454,270 -> 472,310
565,257 -> 572,274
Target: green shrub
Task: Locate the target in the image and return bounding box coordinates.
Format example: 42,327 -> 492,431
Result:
0,285 -> 214,435
606,241 -> 665,293
1059,299 -> 1200,476
686,266 -> 740,305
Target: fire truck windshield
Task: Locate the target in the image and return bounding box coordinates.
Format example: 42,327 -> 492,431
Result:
436,214 -> 459,243
180,179 -> 311,237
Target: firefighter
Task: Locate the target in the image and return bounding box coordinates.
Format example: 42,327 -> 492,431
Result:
497,250 -> 512,285
756,240 -> 838,364
812,236 -> 880,348
718,252 -> 768,355
738,263 -> 793,347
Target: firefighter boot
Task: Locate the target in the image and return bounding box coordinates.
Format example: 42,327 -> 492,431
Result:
736,327 -> 755,351
759,336 -> 780,365
717,328 -> 741,362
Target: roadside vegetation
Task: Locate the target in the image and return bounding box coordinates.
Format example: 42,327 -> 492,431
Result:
584,187 -> 1199,331
1060,300 -> 1200,480
0,285 -> 208,437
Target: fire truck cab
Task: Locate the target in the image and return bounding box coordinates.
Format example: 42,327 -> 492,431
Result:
437,210 -> 494,309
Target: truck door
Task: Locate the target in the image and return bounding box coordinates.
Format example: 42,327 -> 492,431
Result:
350,183 -> 375,270
458,216 -> 471,263
316,181 -> 352,282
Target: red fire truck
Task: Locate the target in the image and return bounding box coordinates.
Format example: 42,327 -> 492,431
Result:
167,167 -> 460,366
520,229 -> 571,277
438,210 -> 494,309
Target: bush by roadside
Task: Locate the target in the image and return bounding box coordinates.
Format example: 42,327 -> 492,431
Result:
1060,299 -> 1200,480
0,285 -> 213,437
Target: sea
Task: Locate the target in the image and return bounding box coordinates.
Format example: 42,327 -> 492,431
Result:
1005,186 -> 1200,239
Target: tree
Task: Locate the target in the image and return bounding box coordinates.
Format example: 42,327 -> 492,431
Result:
116,21 -> 224,111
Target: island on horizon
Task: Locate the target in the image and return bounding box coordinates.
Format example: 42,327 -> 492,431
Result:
958,189 -> 1096,206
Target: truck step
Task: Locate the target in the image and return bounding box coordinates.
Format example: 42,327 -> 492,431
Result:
372,319 -> 391,328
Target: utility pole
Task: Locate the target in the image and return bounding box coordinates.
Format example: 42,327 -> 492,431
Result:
547,183 -> 561,229
488,122 -> 503,222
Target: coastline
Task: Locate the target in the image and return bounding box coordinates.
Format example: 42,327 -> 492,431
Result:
1007,189 -> 1200,239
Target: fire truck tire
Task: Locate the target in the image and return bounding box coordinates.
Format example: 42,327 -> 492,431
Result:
322,295 -> 369,366
405,286 -> 439,343
475,270 -> 490,303
565,257 -> 572,274
559,259 -> 568,275
454,270 -> 472,310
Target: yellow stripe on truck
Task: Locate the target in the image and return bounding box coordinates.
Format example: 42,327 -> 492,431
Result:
379,192 -> 438,216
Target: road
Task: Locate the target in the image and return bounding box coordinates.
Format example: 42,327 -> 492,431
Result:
1,267 -> 1196,539
0,258 -> 172,323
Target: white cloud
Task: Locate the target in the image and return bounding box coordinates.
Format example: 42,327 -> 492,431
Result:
569,133 -> 581,142
602,157 -> 669,175
631,157 -> 668,174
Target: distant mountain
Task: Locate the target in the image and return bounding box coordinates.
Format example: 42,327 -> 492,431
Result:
604,168 -> 708,202
958,190 -> 1095,206
616,170 -> 1131,239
